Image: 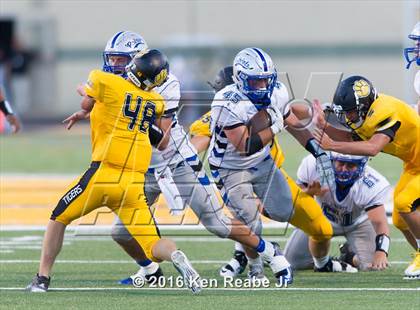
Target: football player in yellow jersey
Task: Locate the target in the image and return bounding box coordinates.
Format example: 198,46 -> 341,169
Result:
313,75 -> 420,279
26,50 -> 202,293
189,67 -> 355,278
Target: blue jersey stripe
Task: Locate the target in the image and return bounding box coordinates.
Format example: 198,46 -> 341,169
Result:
111,31 -> 125,48
252,48 -> 268,72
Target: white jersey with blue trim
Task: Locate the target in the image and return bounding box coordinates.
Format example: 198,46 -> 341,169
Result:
414,70 -> 420,97
296,155 -> 391,228
208,83 -> 290,169
149,73 -> 197,169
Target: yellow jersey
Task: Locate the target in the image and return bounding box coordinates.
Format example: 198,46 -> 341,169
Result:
189,111 -> 285,167
84,70 -> 165,172
351,94 -> 420,171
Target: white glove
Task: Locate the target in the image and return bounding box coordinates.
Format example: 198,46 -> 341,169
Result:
315,153 -> 336,193
266,105 -> 284,135
266,105 -> 282,124
155,167 -> 185,216
270,116 -> 284,135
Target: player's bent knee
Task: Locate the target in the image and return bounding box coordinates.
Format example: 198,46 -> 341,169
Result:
201,215 -> 232,238
307,216 -> 333,242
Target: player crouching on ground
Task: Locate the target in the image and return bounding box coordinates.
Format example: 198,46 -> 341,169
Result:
284,152 -> 391,271
26,49 -> 202,294
313,75 -> 420,279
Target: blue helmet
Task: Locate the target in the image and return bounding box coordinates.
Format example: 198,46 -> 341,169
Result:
404,22 -> 420,69
233,48 -> 277,107
330,152 -> 368,186
103,31 -> 148,77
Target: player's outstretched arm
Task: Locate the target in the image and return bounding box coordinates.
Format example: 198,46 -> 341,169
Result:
366,206 -> 390,270
62,96 -> 94,130
313,129 -> 390,156
313,99 -> 352,141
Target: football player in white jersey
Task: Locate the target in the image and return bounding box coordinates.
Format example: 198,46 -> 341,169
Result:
284,152 -> 391,271
66,33 -> 293,287
404,21 -> 420,115
209,48 -> 353,280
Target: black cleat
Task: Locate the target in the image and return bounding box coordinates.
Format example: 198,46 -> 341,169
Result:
26,273 -> 50,292
339,242 -> 356,267
219,250 -> 248,278
315,258 -> 358,273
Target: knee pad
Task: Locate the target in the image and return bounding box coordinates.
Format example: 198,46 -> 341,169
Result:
111,223 -> 133,243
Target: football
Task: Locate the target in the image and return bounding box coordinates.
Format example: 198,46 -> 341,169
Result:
246,109 -> 272,134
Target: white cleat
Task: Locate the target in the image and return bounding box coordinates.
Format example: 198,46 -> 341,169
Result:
259,242 -> 293,286
219,251 -> 248,278
403,251 -> 420,280
171,250 -> 202,294
119,262 -> 164,286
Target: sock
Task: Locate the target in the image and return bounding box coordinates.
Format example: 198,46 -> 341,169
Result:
313,255 -> 330,268
247,256 -> 263,266
416,239 -> 420,251
235,242 -> 245,253
137,259 -> 152,267
255,238 -> 266,253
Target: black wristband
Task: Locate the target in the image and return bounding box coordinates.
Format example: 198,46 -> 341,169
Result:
305,138 -> 326,158
375,234 -> 390,256
149,124 -> 164,147
0,100 -> 14,116
245,133 -> 264,156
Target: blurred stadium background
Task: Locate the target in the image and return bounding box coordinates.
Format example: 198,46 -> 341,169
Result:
0,0 -> 418,227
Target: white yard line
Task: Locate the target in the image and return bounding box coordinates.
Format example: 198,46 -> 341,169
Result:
0,235 -> 411,243
0,287 -> 418,292
0,259 -> 411,264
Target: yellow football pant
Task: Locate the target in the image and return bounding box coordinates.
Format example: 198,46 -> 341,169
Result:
392,167 -> 420,231
280,168 -> 333,242
51,162 -> 161,261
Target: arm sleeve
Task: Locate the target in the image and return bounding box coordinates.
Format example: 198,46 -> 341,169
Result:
83,70 -> 102,99
153,93 -> 166,118
360,168 -> 392,210
159,79 -> 180,117
211,102 -> 244,131
273,83 -> 291,118
296,155 -> 319,186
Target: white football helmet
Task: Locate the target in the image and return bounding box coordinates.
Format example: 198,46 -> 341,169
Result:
232,47 -> 277,106
329,152 -> 368,186
103,31 -> 148,76
404,21 -> 420,69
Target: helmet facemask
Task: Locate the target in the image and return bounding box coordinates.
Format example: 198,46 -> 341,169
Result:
235,71 -> 277,107
102,31 -> 148,77
103,52 -> 134,76
333,77 -> 377,130
330,153 -> 368,186
233,48 -> 277,107
404,22 -> 420,69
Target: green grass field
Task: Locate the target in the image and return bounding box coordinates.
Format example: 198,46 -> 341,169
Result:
0,126 -> 417,309
0,228 -> 418,310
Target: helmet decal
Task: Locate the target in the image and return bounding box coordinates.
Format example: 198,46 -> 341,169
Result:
353,79 -> 371,98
